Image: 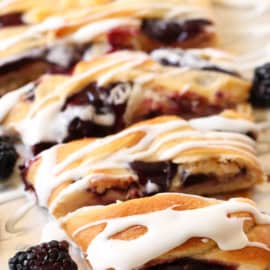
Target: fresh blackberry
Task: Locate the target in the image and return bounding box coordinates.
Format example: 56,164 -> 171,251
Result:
0,138 -> 17,181
250,63 -> 270,107
8,240 -> 78,270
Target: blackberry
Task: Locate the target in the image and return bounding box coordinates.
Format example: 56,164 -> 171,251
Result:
250,63 -> 270,107
8,240 -> 78,270
141,19 -> 212,44
0,138 -> 17,181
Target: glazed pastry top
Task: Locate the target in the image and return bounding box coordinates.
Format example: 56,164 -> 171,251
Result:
62,193 -> 270,270
25,115 -> 264,210
0,50 -> 251,146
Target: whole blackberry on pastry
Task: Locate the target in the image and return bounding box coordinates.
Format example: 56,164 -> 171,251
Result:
0,137 -> 17,181
250,63 -> 270,107
8,240 -> 77,270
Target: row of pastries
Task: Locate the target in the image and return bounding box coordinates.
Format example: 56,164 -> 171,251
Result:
0,0 -> 270,270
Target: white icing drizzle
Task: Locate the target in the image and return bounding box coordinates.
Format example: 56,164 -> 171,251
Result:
189,115 -> 258,134
72,3 -> 206,25
0,16 -> 66,51
32,118 -> 259,209
0,188 -> 25,205
151,48 -> 236,73
213,0 -> 270,15
69,18 -> 140,44
0,82 -> 34,122
68,197 -> 270,270
34,147 -> 57,206
5,199 -> 35,234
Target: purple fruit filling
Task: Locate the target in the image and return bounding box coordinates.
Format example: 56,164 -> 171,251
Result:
145,258 -> 236,270
0,44 -> 87,76
0,12 -> 24,28
130,161 -> 248,193
170,92 -> 224,119
29,81 -> 130,154
130,161 -> 177,193
181,168 -> 247,188
141,19 -> 212,44
63,81 -> 130,139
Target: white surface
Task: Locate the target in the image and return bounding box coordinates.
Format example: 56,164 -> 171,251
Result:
1,1 -> 270,269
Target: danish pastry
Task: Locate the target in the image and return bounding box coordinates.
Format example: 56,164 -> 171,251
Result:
24,116 -> 265,217
0,51 -> 252,154
61,193 -> 270,270
0,0 -> 217,94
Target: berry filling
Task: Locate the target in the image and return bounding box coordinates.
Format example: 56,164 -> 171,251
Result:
29,82 -> 229,154
0,44 -> 87,76
0,12 -> 24,28
30,81 -> 131,154
130,161 -> 248,194
0,44 -> 89,96
180,168 -> 247,188
169,92 -> 224,119
108,26 -> 139,51
141,19 -> 213,44
145,258 -> 236,270
137,92 -> 224,121
0,137 -> 18,181
130,161 -> 177,193
8,240 -> 77,270
250,62 -> 270,107
63,81 -> 130,139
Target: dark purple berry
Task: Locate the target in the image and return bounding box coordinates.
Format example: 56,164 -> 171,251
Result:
250,63 -> 270,107
141,19 -> 212,44
130,161 -> 177,193
147,258 -> 236,270
8,240 -> 77,270
0,138 -> 17,181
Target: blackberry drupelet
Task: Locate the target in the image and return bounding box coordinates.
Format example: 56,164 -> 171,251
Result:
0,138 -> 17,181
8,240 -> 77,270
250,63 -> 270,107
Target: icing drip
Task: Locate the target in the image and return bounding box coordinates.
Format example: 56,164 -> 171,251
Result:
151,48 -> 236,73
0,82 -> 34,122
0,16 -> 66,51
0,188 -> 25,205
5,199 -> 35,234
69,18 -> 140,44
31,118 -> 258,209
189,115 -> 258,134
213,0 -> 270,15
68,197 -> 270,270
